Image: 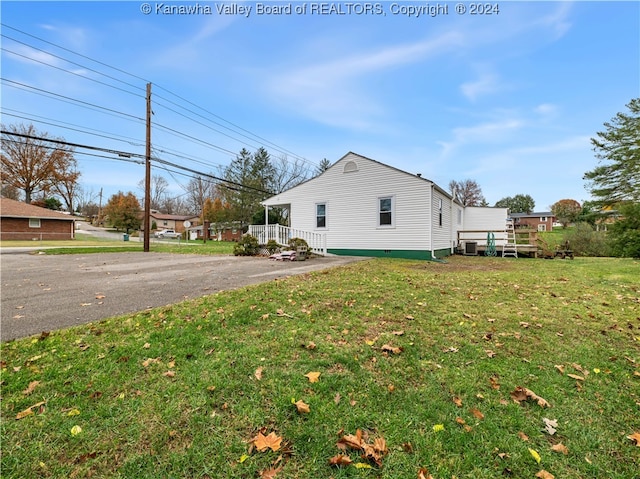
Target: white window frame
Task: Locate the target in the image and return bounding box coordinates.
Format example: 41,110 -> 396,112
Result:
29,218 -> 41,228
378,196 -> 394,228
538,224 -> 547,232
315,202 -> 327,229
438,198 -> 443,227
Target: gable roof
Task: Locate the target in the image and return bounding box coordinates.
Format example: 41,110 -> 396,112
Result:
262,151 -> 457,206
0,197 -> 75,221
510,211 -> 553,218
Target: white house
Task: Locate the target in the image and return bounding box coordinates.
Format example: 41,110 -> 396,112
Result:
250,152 -> 508,260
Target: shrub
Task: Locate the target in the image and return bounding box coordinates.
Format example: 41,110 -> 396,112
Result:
265,239 -> 280,254
564,223 -> 611,257
233,234 -> 260,256
288,237 -> 309,251
608,202 -> 640,258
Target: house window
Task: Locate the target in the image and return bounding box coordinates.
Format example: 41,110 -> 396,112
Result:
344,161 -> 358,173
379,197 -> 393,226
438,199 -> 443,227
316,203 -> 326,228
538,224 -> 547,232
457,209 -> 462,225
29,218 -> 41,228
540,217 -> 547,222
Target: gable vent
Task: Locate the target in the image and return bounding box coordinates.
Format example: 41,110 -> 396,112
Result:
343,161 -> 358,173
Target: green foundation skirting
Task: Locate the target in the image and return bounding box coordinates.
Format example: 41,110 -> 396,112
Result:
327,248 -> 451,260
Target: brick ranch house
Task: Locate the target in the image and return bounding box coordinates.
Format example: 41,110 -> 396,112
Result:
510,212 -> 556,232
0,197 -> 76,240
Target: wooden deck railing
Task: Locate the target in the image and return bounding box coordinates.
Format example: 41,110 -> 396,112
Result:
247,224 -> 327,256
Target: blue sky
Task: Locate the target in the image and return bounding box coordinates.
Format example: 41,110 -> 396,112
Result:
2,1 -> 638,211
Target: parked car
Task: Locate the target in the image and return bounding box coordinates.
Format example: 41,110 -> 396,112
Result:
154,229 -> 181,239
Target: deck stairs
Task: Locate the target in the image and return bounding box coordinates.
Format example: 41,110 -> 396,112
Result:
502,219 -> 518,258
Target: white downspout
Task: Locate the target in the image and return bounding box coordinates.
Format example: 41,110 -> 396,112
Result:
430,183 -> 435,260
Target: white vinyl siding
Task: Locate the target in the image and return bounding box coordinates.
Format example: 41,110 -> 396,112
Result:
265,153 -> 434,252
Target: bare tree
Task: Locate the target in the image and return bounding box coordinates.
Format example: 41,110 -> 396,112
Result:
184,175 -> 218,216
137,174 -> 170,211
449,179 -> 486,206
271,154 -> 311,193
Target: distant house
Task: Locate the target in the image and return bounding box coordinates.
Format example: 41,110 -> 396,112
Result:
188,223 -> 243,242
0,197 -> 76,240
250,152 -> 509,260
149,211 -> 200,233
510,212 -> 555,232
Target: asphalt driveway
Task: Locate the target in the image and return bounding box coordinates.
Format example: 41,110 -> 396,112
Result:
1,252 -> 364,341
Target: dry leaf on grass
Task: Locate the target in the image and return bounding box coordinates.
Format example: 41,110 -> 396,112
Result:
470,407 -> 484,420
295,400 -> 310,414
253,432 -> 283,452
328,454 -> 352,466
381,344 -> 403,355
453,396 -> 463,407
551,443 -> 569,455
536,471 -> 554,479
510,386 -> 551,408
259,465 -> 283,478
22,380 -> 40,395
627,432 -> 640,446
255,367 -> 263,381
543,418 -> 557,435
15,401 -> 46,420
304,371 -> 321,383
518,431 -> 530,441
418,467 -> 434,479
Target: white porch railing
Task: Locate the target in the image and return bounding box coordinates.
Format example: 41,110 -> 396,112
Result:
248,224 -> 327,256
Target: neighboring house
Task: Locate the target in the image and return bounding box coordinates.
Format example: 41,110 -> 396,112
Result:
252,152 -> 508,260
188,223 -> 243,241
149,211 -> 200,233
510,212 -> 555,232
0,197 -> 76,240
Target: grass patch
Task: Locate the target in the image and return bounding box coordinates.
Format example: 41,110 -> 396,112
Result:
1,256 -> 639,478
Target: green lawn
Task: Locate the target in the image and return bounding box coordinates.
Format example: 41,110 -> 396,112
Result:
1,256 -> 638,478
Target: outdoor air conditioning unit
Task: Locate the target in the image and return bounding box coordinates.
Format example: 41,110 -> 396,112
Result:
464,242 -> 478,256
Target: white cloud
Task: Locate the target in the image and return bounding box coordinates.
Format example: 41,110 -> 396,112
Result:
461,72 -> 501,102
264,31 -> 465,130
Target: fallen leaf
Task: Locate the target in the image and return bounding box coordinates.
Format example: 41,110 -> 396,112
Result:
543,418 -> 557,435
381,344 -> 403,355
15,401 -> 46,420
535,471 -> 554,479
259,465 -> 283,478
551,443 -> 568,455
66,408 -> 81,417
304,371 -> 321,383
70,425 -> 82,436
334,393 -> 341,404
485,349 -> 497,358
453,396 -> 463,407
470,407 -> 484,420
162,370 -> 176,377
328,454 -> 352,466
22,380 -> 40,396
305,341 -> 317,350
554,364 -> 565,375
567,374 -> 585,381
510,386 -> 551,408
418,467 -> 434,479
489,375 -> 500,390
354,462 -> 372,469
253,432 -> 282,452
529,448 -> 541,464
456,417 -> 466,425
392,330 -> 405,336
255,367 -> 264,381
143,343 -> 151,349
518,431 -> 530,441
238,454 -> 249,463
432,424 -> 444,432
627,432 -> 640,446
295,400 -> 310,414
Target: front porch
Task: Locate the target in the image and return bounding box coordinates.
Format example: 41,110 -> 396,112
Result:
248,224 -> 327,256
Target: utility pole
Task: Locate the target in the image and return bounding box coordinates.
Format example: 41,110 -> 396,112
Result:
96,188 -> 103,226
144,82 -> 152,252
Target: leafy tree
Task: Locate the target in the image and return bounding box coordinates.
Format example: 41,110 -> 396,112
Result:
551,199 -> 581,228
495,194 -> 535,213
222,148 -> 273,228
584,98 -> 640,206
607,202 -> 640,258
1,123 -> 79,204
103,191 -> 141,233
448,179 -> 486,206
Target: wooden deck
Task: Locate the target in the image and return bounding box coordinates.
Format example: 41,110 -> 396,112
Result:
457,228 -> 540,258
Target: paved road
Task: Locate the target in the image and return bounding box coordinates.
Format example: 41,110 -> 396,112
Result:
1,252 -> 364,341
